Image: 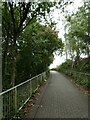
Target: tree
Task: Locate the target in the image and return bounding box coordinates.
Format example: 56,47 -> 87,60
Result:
2,2 -> 56,87
64,3 -> 90,65
2,1 -> 72,89
16,22 -> 63,84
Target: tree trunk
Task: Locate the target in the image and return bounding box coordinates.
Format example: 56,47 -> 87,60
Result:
11,53 -> 17,87
11,37 -> 17,87
2,37 -> 9,85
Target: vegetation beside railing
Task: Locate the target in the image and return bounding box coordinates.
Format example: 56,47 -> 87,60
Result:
63,70 -> 90,88
0,71 -> 49,120
56,59 -> 90,88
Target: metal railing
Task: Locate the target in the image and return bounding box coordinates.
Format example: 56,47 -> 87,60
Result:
64,70 -> 90,87
0,71 -> 49,119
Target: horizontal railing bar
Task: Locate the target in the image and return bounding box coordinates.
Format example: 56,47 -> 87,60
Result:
75,72 -> 90,76
0,70 -> 48,120
18,86 -> 40,111
68,70 -> 90,76
0,72 -> 45,95
18,97 -> 31,111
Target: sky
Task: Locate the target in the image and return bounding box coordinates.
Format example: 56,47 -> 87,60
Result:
49,0 -> 83,69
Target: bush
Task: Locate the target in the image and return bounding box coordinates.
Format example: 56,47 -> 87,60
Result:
57,59 -> 73,72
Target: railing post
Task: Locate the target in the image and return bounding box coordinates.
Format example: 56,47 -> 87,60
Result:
0,95 -> 3,120
14,88 -> 17,114
30,80 -> 32,97
0,71 -> 49,119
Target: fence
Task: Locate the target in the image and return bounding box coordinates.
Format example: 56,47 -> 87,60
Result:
64,70 -> 90,87
0,71 -> 49,120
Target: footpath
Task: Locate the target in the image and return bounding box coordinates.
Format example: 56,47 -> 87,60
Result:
22,71 -> 88,119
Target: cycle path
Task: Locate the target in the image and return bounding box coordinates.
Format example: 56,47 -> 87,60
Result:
26,71 -> 88,118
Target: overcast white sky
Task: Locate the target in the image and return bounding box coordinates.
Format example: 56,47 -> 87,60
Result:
49,0 -> 83,69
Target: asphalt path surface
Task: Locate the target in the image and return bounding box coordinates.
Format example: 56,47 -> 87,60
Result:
26,71 -> 88,119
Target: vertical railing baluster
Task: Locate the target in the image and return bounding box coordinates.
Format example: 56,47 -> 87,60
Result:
8,92 -> 10,118
0,71 -> 49,119
37,76 -> 38,88
15,87 -> 17,115
30,80 -> 32,97
0,94 -> 3,119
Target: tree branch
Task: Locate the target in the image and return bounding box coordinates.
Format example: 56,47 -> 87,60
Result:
8,2 -> 16,37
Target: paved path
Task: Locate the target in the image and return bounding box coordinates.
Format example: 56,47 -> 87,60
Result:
26,71 -> 88,118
